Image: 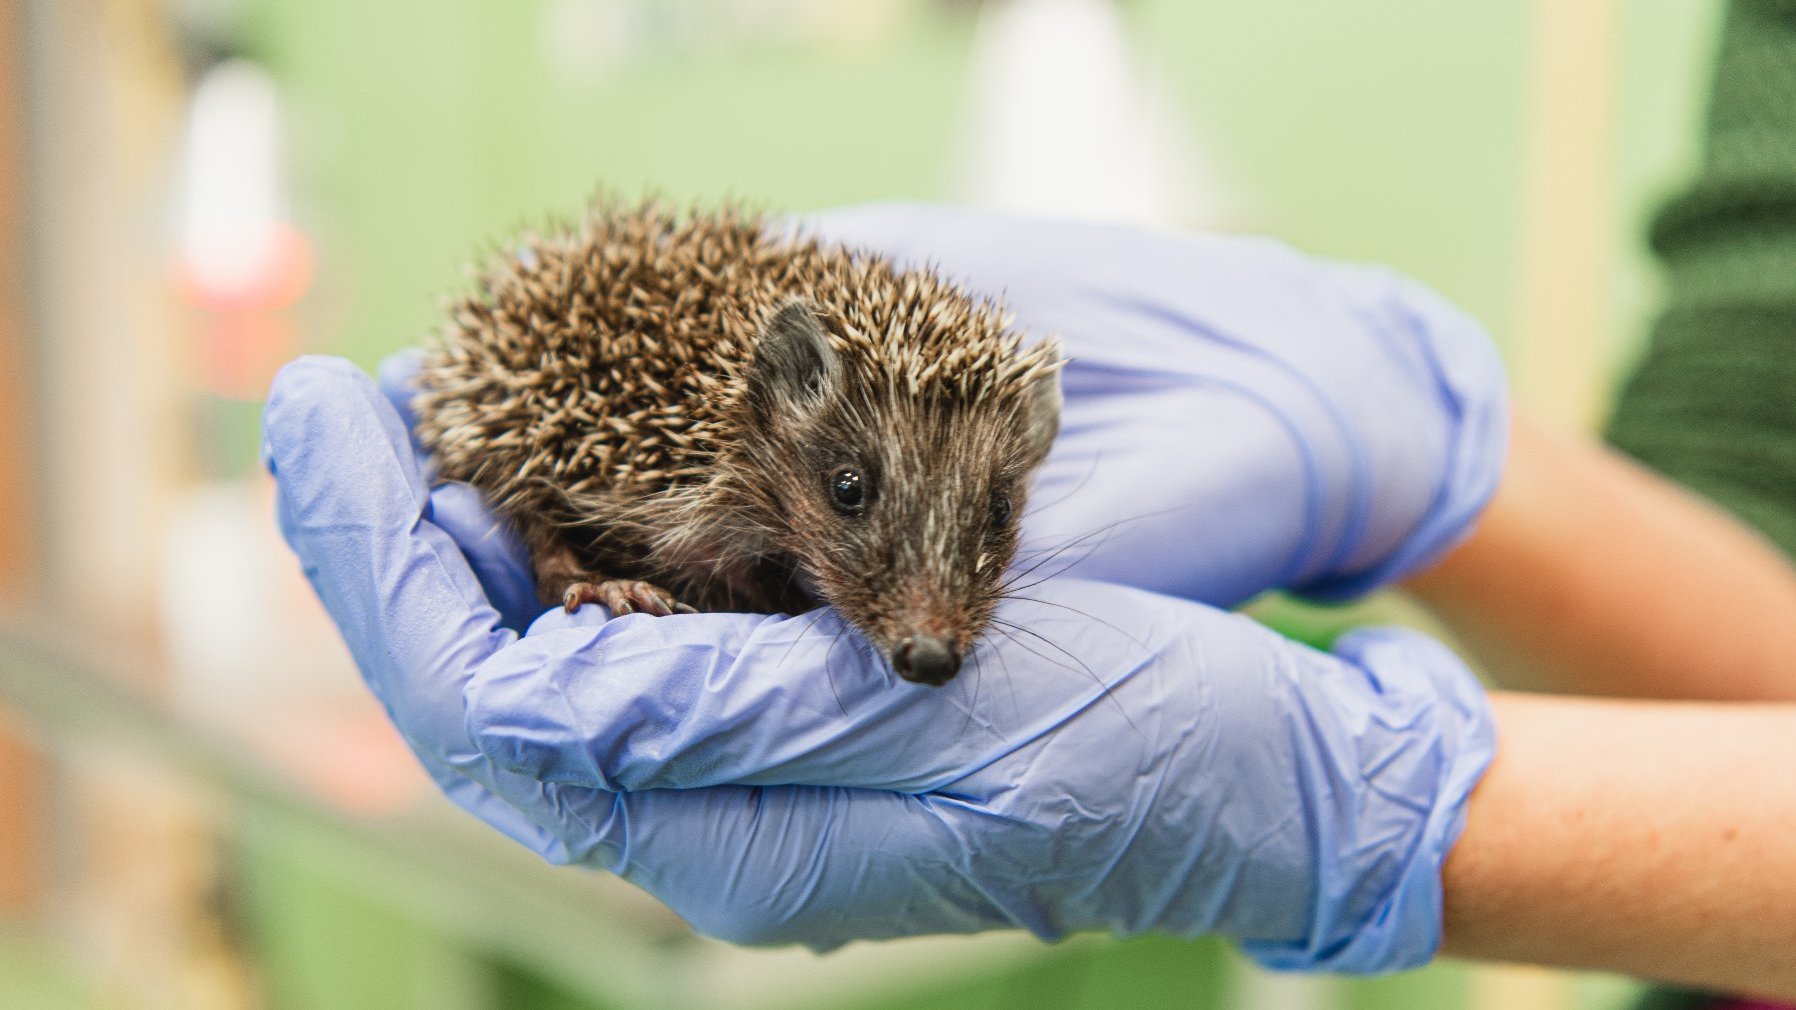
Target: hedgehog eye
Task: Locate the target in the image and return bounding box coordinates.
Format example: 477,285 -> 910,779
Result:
829,467 -> 866,514
988,493 -> 1013,529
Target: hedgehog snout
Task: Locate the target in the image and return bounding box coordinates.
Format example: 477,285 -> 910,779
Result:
892,635 -> 961,686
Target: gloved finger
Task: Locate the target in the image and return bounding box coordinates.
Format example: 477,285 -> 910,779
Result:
428,482 -> 542,633
1017,373 -> 1316,607
466,578 -> 1196,796
412,750 -> 576,860
512,775 -> 1020,947
377,349 -> 543,630
376,349 -> 426,437
264,356 -> 583,856
262,355 -> 517,768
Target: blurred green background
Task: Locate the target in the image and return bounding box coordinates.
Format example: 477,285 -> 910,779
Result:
242,0 -> 1710,391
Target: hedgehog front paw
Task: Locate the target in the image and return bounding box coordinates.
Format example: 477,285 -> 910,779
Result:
563,579 -> 699,617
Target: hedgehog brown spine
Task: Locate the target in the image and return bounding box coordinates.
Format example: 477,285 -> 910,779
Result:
413,199 -> 1059,622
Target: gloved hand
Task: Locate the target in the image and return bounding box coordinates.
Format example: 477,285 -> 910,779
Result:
262,355 -> 1496,973
799,204 -> 1510,606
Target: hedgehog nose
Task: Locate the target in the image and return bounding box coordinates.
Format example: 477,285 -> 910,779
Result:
893,636 -> 961,686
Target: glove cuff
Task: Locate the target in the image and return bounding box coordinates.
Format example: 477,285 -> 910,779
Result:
1291,272 -> 1511,603
1241,627 -> 1497,974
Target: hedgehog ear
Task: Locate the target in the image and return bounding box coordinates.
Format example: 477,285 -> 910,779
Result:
1018,360 -> 1062,467
749,300 -> 841,417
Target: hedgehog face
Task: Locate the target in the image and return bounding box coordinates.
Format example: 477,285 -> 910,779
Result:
741,300 -> 1061,686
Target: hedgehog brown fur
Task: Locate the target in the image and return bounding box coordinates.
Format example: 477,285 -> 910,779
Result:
413,198 -> 1062,685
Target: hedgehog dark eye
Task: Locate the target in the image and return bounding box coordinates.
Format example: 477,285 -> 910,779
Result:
988,493 -> 1013,529
829,467 -> 866,514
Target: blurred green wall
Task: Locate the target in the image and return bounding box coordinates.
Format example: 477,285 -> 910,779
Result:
1136,1 -> 1717,368
241,1 -> 973,368
242,0 -> 1720,378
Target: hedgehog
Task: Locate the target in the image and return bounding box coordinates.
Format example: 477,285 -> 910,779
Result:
412,200 -> 1062,686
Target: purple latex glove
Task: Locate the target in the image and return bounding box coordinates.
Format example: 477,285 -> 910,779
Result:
262,356 -> 1496,973
799,204 -> 1509,606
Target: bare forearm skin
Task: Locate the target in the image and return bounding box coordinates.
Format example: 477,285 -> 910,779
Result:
1404,413 -> 1796,993
1405,411 -> 1796,701
1442,693 -> 1796,998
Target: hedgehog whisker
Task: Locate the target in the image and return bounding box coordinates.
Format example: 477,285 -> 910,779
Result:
960,644 -> 984,739
774,606 -> 831,673
1010,504 -> 1182,562
1001,533 -> 1109,594
980,624 -> 1024,727
1018,449 -> 1107,521
988,615 -> 1143,741
1002,506 -> 1187,595
822,614 -> 858,715
823,618 -> 852,718
996,593 -> 1147,653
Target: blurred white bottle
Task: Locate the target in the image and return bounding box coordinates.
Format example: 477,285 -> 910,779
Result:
950,0 -> 1232,228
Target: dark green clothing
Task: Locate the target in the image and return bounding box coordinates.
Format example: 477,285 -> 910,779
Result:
1607,4 -> 1796,1008
1608,0 -> 1796,560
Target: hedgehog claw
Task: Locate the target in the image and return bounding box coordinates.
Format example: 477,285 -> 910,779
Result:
605,588 -> 637,616
562,584 -> 593,614
562,579 -> 688,618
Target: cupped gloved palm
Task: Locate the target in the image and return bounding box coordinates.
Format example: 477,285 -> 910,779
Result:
800,204 -> 1509,606
262,356 -> 1495,973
